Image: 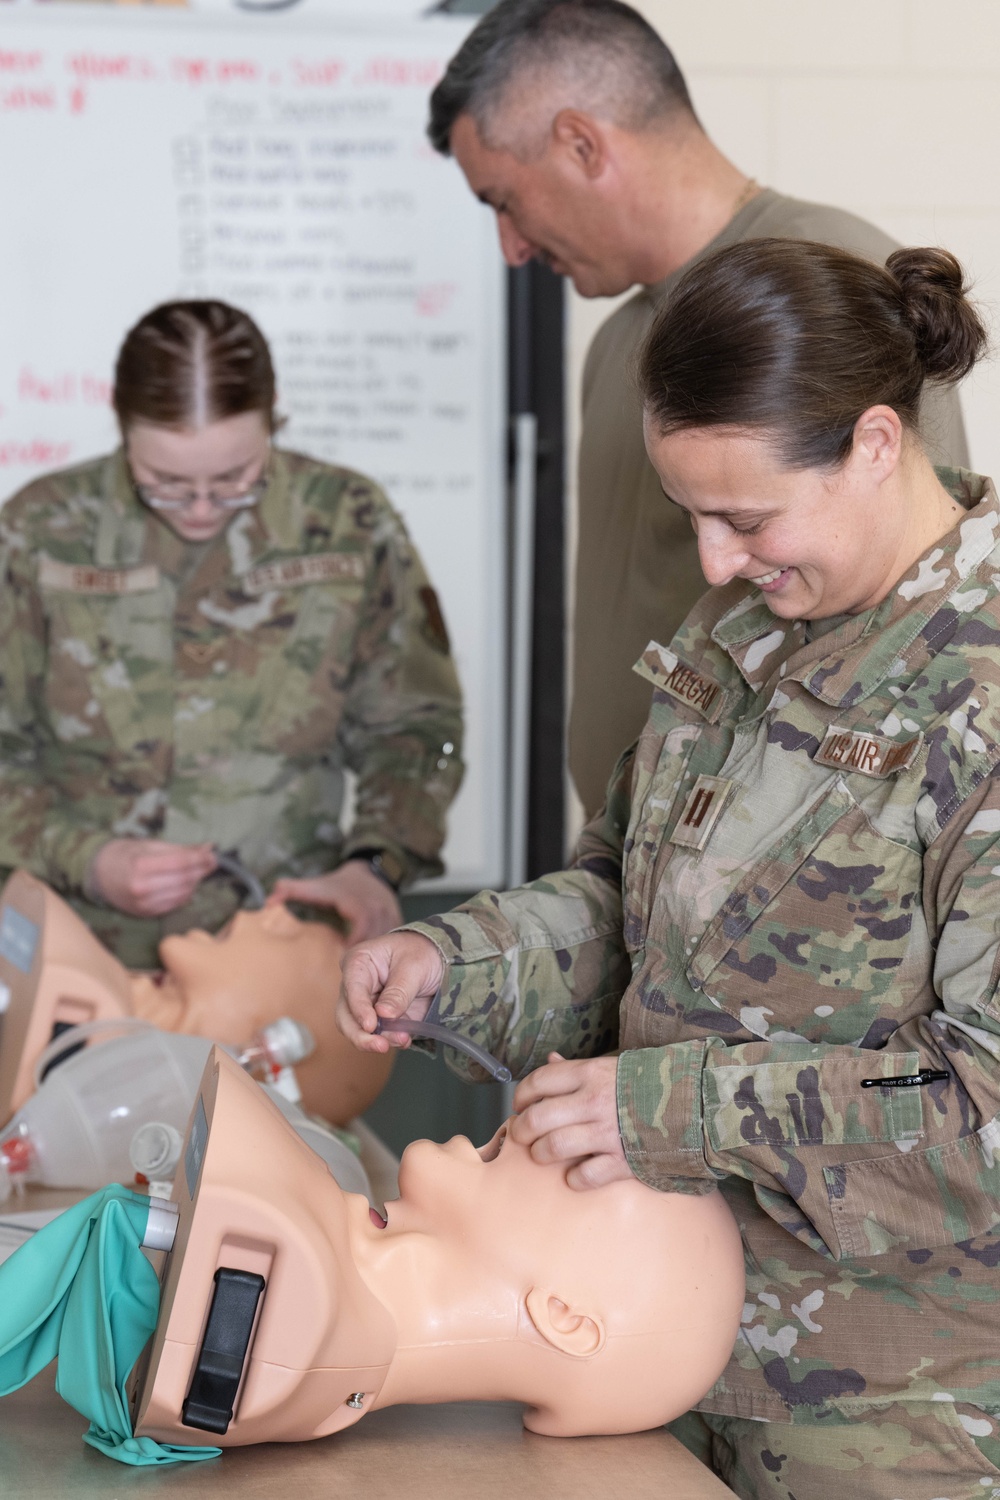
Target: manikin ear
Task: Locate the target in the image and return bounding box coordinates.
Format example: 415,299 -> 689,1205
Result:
525,1287 -> 607,1357
550,109 -> 609,180
848,404 -> 904,483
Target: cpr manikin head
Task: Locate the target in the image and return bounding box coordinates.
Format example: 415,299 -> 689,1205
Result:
148,905 -> 343,1026
355,1123 -> 745,1435
0,871 -> 389,1126
135,1052 -> 744,1447
133,903 -> 392,1125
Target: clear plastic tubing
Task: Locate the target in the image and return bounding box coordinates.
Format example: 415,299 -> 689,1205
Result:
374,1016 -> 512,1084
212,848 -> 266,910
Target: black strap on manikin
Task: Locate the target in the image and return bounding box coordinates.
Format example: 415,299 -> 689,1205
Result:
182,1267 -> 266,1434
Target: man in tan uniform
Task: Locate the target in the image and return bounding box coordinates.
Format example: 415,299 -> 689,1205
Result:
429,0 -> 968,816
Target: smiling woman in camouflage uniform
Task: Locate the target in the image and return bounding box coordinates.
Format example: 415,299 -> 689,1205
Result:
340,243 -> 1000,1498
0,301 -> 464,969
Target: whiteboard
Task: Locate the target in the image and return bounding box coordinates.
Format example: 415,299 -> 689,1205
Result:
0,6 -> 506,890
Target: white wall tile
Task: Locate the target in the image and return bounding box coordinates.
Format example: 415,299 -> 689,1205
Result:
773,77 -> 1000,211
638,0 -> 911,74
909,0 -> 1000,69
686,73 -> 773,182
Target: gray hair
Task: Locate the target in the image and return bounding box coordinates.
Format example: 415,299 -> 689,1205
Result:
428,0 -> 697,159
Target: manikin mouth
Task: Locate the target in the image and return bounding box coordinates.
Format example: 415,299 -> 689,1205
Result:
369,1207 -> 387,1229
478,1122 -> 507,1162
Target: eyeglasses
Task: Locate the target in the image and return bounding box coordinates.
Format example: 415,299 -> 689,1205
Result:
130,461 -> 270,514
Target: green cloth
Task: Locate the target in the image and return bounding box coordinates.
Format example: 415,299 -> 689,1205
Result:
0,1185 -> 219,1466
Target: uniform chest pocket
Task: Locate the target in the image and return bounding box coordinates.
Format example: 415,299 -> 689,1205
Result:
687,777 -> 925,1040
43,585 -> 174,752
251,579 -> 365,754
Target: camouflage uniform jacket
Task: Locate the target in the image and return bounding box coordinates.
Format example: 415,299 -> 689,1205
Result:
412,468 -> 1000,1423
0,448 -> 463,967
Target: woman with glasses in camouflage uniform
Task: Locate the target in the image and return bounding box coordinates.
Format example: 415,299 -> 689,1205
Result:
0,300 -> 464,969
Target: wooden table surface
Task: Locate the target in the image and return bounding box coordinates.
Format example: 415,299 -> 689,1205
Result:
0,1373 -> 736,1500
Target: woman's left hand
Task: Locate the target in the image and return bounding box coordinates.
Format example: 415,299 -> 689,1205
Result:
268,860 -> 402,945
509,1053 -> 630,1190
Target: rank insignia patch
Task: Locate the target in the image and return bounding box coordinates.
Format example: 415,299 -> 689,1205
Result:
669,775 -> 736,851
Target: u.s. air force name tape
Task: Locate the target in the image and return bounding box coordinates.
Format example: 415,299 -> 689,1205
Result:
241,552 -> 366,596
814,725 -> 922,779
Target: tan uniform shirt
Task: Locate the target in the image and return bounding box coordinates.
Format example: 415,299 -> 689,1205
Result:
571,188 -> 970,816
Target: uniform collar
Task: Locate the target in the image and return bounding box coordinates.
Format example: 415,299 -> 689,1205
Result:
93,446 -> 301,571
712,469 -> 999,708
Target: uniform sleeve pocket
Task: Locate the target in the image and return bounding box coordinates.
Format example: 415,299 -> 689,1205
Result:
705,1052 -> 924,1154
510,990 -> 622,1079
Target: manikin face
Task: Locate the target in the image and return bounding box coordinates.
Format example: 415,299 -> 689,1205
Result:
133,903 -> 390,1127
362,1123 -> 548,1250
339,1122 -> 743,1436
644,417 -> 913,621
353,1122 -> 695,1303
157,904 -> 342,1007
449,113 -> 634,298
126,410 -> 271,542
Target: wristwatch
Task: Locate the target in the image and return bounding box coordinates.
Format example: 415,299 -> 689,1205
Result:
345,846 -> 406,893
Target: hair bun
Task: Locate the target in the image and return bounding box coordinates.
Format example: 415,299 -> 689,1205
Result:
886,246 -> 988,384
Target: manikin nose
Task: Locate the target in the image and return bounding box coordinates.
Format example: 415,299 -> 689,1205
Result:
496,214 -> 535,268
